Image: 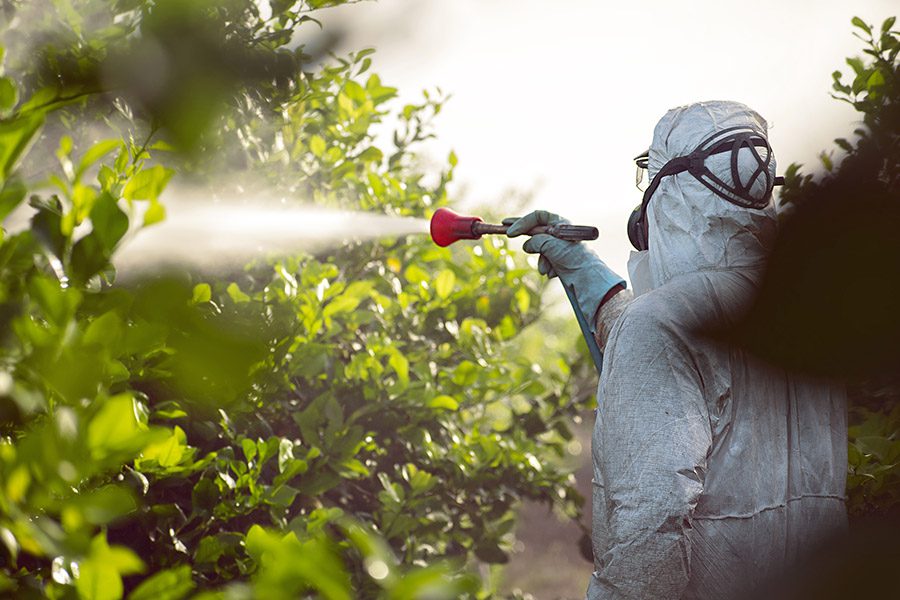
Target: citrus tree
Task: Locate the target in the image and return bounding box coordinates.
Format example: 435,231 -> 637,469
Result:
0,2 -> 591,598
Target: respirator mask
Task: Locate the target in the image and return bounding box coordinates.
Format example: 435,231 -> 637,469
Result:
627,125 -> 784,252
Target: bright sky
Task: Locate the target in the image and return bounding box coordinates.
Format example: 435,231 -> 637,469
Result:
323,0 -> 897,278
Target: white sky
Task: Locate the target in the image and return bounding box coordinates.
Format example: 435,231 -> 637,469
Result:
322,0 -> 897,278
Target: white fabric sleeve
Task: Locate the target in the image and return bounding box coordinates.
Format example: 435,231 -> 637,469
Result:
588,308 -> 712,600
593,289 -> 634,352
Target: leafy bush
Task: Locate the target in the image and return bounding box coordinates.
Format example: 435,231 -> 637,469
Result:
0,2 -> 590,598
778,15 -> 899,519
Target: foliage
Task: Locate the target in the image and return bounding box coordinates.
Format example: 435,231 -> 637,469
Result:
780,15 -> 898,206
0,2 -> 591,599
847,405 -> 900,516
777,15 -> 899,519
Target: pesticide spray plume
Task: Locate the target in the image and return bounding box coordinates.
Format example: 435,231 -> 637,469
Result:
114,187 -> 429,274
429,207 -> 599,247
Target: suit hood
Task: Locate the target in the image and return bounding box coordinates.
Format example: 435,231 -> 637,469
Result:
645,101 -> 778,288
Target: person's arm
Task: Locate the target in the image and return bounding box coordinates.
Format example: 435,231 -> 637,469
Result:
593,285 -> 633,353
587,308 -> 711,599
505,210 -> 626,352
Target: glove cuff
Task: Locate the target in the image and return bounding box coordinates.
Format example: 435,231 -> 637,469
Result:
559,258 -> 626,334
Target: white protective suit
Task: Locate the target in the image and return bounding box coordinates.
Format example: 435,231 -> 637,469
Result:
587,101 -> 848,599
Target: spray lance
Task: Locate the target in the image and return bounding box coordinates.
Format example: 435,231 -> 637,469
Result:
429,207 -> 605,376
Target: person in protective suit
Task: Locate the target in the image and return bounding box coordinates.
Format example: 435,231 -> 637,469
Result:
506,101 -> 847,599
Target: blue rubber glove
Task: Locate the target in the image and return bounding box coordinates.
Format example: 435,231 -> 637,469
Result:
505,210 -> 626,332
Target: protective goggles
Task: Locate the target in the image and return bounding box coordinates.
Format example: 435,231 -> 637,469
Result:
628,126 -> 785,251
634,151 -> 650,192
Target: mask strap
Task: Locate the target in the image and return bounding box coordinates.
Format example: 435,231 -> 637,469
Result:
689,127 -> 776,208
634,127 -> 781,249
633,157 -> 691,250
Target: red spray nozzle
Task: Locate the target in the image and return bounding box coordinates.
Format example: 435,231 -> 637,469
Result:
430,207 -> 600,246
430,207 -> 484,247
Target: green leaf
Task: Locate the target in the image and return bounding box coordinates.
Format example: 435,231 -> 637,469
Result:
429,395 -> 459,410
0,111 -> 44,180
149,140 -> 177,152
845,56 -> 865,75
73,183 -> 98,218
243,524 -> 273,562
856,435 -> 893,461
834,138 -> 853,153
124,165 -> 173,202
356,146 -> 383,164
867,69 -> 885,89
72,485 -> 137,526
90,192 -> 129,253
310,135 -> 326,157
77,139 -> 122,179
514,286 -> 531,313
143,201 -> 166,226
226,282 -> 251,303
29,275 -> 80,326
241,437 -> 257,461
377,472 -> 400,503
77,560 -> 123,600
388,351 -> 409,385
77,534 -> 145,600
325,146 -> 343,163
882,16 -> 896,34
267,484 -> 299,507
58,135 -> 73,158
84,311 -> 125,349
18,86 -> 55,113
0,176 -> 26,220
114,147 -> 128,173
323,282 -> 371,318
337,92 -> 353,114
403,264 -> 429,284
434,269 -> 455,299
88,394 -> 146,460
5,467 -> 29,503
98,165 -> 116,190
344,80 -> 367,103
127,566 -> 194,600
101,545 -> 145,576
191,283 -> 211,304
194,536 -> 225,565
367,172 -> 385,197
452,360 -> 478,386
0,77 -> 16,114
851,17 -> 871,35
140,426 -> 187,468
323,294 -> 359,318
70,191 -> 129,283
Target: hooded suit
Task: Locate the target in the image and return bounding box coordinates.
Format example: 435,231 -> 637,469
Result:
587,101 -> 847,599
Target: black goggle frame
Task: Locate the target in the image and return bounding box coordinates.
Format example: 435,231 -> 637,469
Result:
629,126 -> 785,251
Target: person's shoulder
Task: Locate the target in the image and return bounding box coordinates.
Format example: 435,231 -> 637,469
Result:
621,280 -> 693,323
613,288 -> 683,342
611,275 -> 717,348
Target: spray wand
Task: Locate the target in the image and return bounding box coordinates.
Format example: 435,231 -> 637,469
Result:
429,208 -> 605,376
429,207 -> 599,247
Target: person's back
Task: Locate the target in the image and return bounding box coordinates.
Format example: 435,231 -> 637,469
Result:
592,267 -> 847,598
